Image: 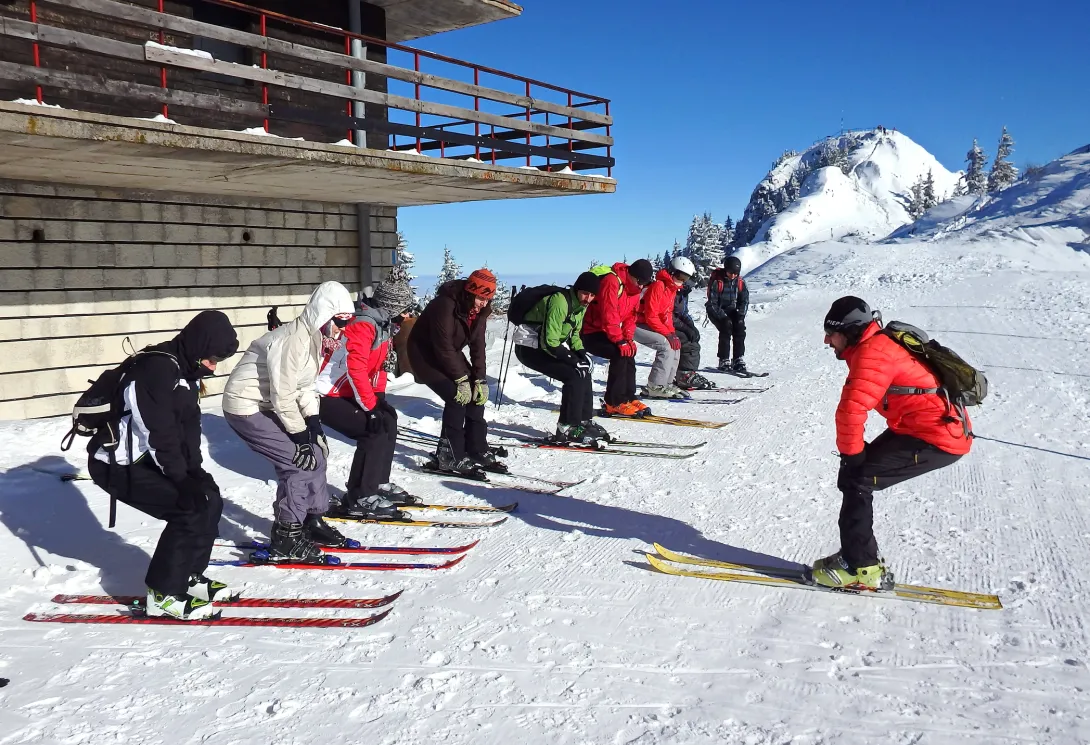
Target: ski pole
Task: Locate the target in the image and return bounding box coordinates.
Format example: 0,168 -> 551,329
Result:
494,319 -> 511,407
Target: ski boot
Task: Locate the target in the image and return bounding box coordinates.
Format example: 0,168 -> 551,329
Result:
548,423 -> 600,448
145,588 -> 217,621
811,552 -> 893,590
664,384 -> 691,400
581,419 -> 613,443
717,358 -> 732,372
376,482 -> 422,506
336,494 -> 409,521
265,520 -> 325,564
187,573 -> 234,602
430,438 -> 487,478
304,512 -> 354,547
641,384 -> 676,399
628,399 -> 652,417
676,370 -> 716,390
469,449 -> 509,474
732,357 -> 748,374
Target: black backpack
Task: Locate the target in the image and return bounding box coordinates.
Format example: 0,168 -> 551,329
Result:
882,321 -> 988,435
506,284 -> 566,326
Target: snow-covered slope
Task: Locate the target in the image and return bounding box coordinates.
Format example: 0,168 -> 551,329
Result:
1,147 -> 1090,744
733,129 -> 960,271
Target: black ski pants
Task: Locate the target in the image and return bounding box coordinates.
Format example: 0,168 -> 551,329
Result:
319,395 -> 397,499
711,312 -> 746,361
424,377 -> 488,460
88,457 -> 222,596
580,331 -> 636,406
515,346 -> 593,425
674,320 -> 701,373
838,430 -> 963,569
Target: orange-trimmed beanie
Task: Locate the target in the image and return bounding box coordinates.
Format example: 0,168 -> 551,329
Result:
465,268 -> 497,299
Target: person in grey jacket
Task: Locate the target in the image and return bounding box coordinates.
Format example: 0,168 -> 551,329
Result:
223,280 -> 355,563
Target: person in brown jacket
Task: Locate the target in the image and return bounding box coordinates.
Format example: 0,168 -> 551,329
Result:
407,268 -> 501,476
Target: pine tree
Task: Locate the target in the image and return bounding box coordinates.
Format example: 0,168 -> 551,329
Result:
907,177 -> 925,219
434,246 -> 462,295
650,253 -> 664,271
922,170 -> 937,209
964,139 -> 989,195
987,126 -> 1018,193
388,231 -> 416,283
492,278 -> 512,314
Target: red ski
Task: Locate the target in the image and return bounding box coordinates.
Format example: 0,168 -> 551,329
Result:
24,608 -> 393,628
215,540 -> 480,555
208,553 -> 466,570
50,590 -> 403,610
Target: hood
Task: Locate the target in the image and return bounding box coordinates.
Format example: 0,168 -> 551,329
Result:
355,303 -> 394,349
655,268 -> 680,288
154,310 -> 239,379
613,262 -> 642,296
299,281 -> 354,332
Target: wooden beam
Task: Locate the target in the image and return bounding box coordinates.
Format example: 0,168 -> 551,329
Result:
0,61 -> 269,118
144,45 -> 613,146
44,0 -> 612,126
0,16 -> 145,62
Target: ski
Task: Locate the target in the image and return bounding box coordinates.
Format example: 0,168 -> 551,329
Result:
653,397 -> 744,405
413,462 -> 578,495
215,540 -> 479,555
691,386 -> 771,393
403,501 -> 516,514
24,608 -> 393,628
601,439 -> 706,450
208,553 -> 467,569
595,409 -> 729,429
704,368 -> 770,379
326,513 -> 508,529
51,591 -> 403,610
647,548 -> 1001,610
506,439 -> 695,459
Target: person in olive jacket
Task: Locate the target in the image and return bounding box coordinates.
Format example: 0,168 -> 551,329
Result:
407,269 -> 499,474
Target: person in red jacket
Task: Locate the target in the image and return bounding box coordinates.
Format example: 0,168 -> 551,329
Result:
318,279 -> 416,521
813,296 -> 973,589
580,259 -> 655,417
635,256 -> 694,399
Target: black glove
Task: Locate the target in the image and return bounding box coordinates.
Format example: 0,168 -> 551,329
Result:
176,474 -> 208,512
551,346 -> 576,365
365,407 -> 385,434
288,429 -> 319,471
189,468 -> 221,499
376,398 -> 398,432
305,415 -> 329,457
573,349 -> 591,377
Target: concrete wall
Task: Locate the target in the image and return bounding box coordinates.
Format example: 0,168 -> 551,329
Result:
0,178 -> 396,420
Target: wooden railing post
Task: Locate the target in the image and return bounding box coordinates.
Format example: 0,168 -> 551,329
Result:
260,13 -> 268,132
605,100 -> 612,177
414,52 -> 421,153
474,68 -> 480,161
524,80 -> 531,168
157,0 -> 167,118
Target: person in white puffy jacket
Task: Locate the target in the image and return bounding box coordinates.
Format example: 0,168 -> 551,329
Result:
223,281 -> 355,563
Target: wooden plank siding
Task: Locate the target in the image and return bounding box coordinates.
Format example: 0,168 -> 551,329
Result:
0,179 -> 397,420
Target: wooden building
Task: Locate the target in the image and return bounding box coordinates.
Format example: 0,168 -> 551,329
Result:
0,0 -> 615,418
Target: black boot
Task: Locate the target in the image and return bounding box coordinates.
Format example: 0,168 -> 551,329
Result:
339,494 -> 409,521
469,449 -> 509,474
433,438 -> 485,477
304,513 -> 352,547
266,521 -> 324,564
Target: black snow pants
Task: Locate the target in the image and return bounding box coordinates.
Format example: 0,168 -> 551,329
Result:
88,457 -> 223,596
424,378 -> 488,461
674,319 -> 701,373
319,395 -> 397,499
711,312 -> 746,362
515,346 -> 593,425
838,430 -> 963,569
580,331 -> 636,407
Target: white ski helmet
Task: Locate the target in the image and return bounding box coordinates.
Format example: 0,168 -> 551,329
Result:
670,255 -> 696,278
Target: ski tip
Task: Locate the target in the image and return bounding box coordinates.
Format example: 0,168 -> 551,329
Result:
437,553 -> 467,570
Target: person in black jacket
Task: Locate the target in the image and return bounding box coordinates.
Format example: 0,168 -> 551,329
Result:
87,310 -> 239,621
672,280 -> 715,390
706,255 -> 750,372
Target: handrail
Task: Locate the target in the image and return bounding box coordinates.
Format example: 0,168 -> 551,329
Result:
196,0 -> 608,103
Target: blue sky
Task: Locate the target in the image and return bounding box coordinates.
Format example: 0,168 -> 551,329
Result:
398,0 -> 1090,280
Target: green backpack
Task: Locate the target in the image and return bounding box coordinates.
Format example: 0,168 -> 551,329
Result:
882,321 -> 988,436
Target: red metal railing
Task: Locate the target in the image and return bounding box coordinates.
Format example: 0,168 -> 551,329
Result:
9,0 -> 614,175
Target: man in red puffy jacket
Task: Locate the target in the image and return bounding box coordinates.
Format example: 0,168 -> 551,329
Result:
814,296 -> 972,589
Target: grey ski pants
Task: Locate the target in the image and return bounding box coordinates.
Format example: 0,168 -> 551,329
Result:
634,325 -> 680,388
224,410 -> 329,524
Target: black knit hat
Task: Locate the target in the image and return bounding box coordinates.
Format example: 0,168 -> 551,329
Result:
572,271 -> 602,295
628,259 -> 655,285
824,296 -> 874,336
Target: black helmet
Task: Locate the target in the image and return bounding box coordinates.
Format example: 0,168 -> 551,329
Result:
824,296 -> 875,338
724,256 -> 742,274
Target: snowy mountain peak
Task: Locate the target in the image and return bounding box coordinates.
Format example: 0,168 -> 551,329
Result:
732,129 -> 960,271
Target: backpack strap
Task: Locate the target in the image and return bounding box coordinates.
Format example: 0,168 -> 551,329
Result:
884,385 -> 972,439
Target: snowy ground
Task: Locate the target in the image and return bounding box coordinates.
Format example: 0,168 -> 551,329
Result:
2,162 -> 1090,742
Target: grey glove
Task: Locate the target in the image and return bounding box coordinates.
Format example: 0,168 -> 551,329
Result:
453,375 -> 472,405
472,379 -> 489,406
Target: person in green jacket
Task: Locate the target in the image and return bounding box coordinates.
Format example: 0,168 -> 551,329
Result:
514,272 -> 611,445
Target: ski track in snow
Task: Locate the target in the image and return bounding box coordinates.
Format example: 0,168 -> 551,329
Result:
2,217 -> 1090,741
